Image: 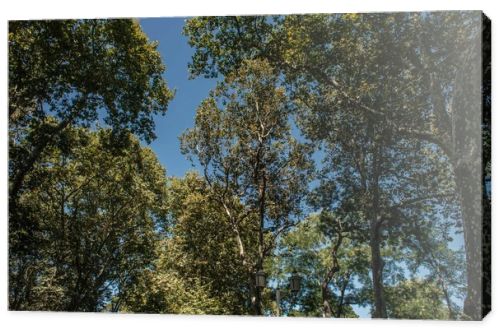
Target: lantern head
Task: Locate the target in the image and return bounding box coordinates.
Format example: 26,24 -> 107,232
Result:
255,270 -> 266,288
290,271 -> 301,293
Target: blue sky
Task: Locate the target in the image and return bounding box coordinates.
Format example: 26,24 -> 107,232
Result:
140,17 -> 216,177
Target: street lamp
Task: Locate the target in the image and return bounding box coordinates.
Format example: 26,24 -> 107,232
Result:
275,271 -> 302,316
290,271 -> 301,293
255,270 -> 266,288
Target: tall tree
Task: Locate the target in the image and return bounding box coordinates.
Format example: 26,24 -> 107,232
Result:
120,238 -> 227,315
163,172 -> 254,314
9,19 -> 174,312
9,127 -> 168,311
183,13 -> 486,318
385,279 -> 450,319
180,59 -> 313,314
287,13 -> 483,319
9,19 -> 173,203
274,213 -> 369,318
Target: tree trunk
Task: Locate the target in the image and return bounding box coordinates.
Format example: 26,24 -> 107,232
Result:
439,279 -> 455,320
322,282 -> 333,317
254,255 -> 264,315
321,232 -> 343,318
253,158 -> 267,316
336,273 -> 350,318
369,143 -> 387,319
455,162 -> 482,320
450,26 -> 483,320
248,271 -> 262,315
370,220 -> 387,318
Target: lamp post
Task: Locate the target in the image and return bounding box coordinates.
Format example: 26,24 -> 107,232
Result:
254,269 -> 302,316
254,269 -> 266,315
276,271 -> 302,316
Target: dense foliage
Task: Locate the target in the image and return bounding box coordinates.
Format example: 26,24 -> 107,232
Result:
9,127 -> 168,311
8,13 -> 489,320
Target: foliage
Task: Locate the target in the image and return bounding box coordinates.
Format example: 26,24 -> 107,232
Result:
120,239 -> 226,315
184,12 -> 482,319
164,173 -> 254,314
385,280 -> 449,320
183,16 -> 281,78
180,58 -> 313,314
9,126 -> 168,311
8,14 -> 486,319
9,19 -> 173,141
272,214 -> 369,317
9,19 -> 174,205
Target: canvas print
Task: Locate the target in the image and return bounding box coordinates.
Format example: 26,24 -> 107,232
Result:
8,11 -> 490,320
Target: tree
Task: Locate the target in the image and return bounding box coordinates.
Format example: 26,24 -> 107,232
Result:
385,279 -> 449,319
9,19 -> 174,203
9,19 -> 174,312
311,105 -> 461,318
9,126 -> 168,311
162,172 -> 254,314
404,230 -> 467,319
183,13 -> 487,318
120,239 -> 226,315
183,16 -> 281,79
273,213 -> 369,318
279,13 -> 484,319
180,59 -> 313,314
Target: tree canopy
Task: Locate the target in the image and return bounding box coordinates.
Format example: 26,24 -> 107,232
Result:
9,126 -> 168,311
8,13 -> 489,320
